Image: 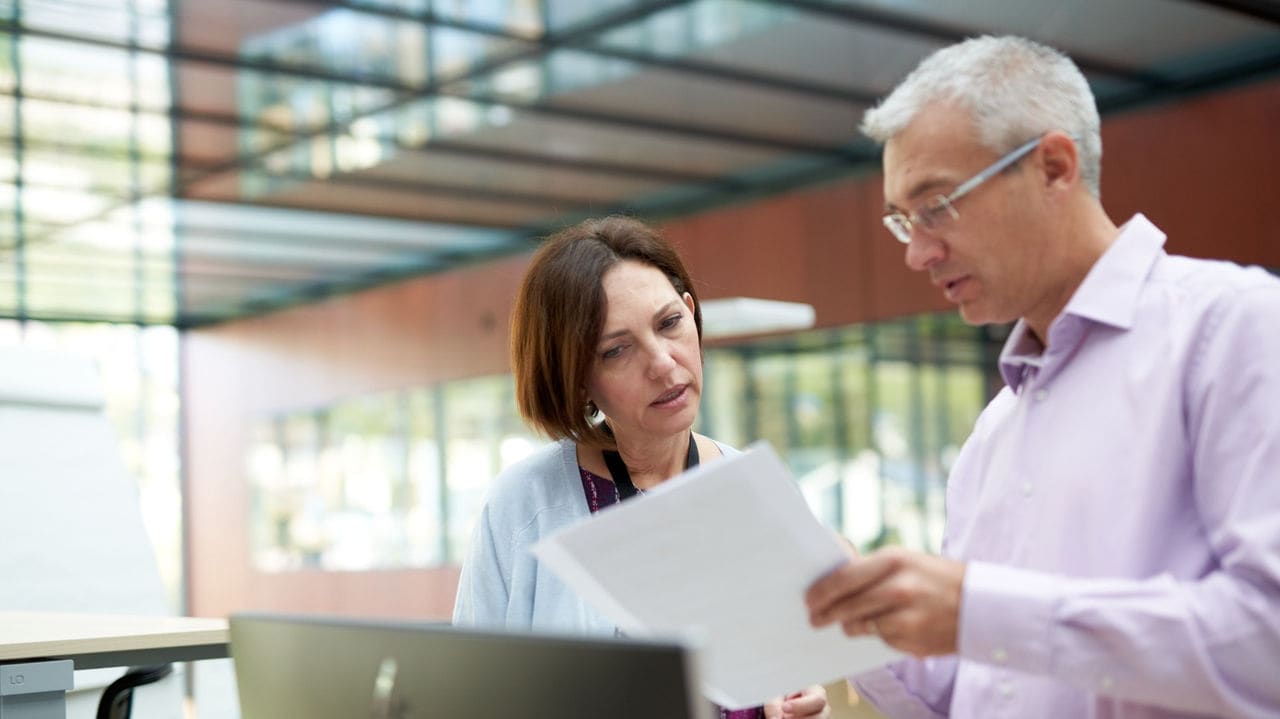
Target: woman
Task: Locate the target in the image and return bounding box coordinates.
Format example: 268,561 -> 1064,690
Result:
453,216 -> 828,719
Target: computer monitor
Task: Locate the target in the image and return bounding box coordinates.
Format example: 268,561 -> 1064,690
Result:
230,613 -> 711,719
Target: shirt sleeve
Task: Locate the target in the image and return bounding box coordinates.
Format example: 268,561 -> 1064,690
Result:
451,501 -> 512,629
958,284 -> 1280,717
850,657 -> 957,719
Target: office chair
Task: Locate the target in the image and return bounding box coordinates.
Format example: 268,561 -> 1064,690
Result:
96,665 -> 173,719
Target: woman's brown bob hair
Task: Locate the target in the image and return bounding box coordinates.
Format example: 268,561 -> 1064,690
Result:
511,215 -> 702,449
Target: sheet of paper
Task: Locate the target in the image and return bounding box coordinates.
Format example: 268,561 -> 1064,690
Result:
533,442 -> 901,708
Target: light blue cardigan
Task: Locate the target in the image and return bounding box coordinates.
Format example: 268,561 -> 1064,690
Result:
452,437 -> 735,635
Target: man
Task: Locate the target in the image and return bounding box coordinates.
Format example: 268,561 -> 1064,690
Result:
806,36 -> 1280,717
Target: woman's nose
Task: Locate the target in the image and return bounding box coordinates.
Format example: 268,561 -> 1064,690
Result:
646,345 -> 677,379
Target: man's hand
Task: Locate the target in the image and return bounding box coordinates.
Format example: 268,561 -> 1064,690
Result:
805,546 -> 966,657
762,684 -> 829,719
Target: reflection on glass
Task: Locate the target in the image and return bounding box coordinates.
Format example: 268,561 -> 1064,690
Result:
596,0 -> 786,58
231,0 -> 558,196
230,0 -> 791,194
545,0 -> 650,33
248,375 -> 540,572
15,38 -> 167,113
442,375 -> 537,564
406,388 -> 444,565
433,25 -> 528,80
433,0 -> 543,38
20,0 -> 169,46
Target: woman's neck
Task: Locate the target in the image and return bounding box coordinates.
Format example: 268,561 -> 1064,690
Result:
611,429 -> 691,490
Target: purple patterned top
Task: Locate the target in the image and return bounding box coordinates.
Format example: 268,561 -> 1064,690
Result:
578,467 -> 765,719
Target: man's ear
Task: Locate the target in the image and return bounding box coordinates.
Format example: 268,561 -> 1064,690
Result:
1038,130 -> 1080,191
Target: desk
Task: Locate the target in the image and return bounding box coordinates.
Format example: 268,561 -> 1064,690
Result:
0,612 -> 229,718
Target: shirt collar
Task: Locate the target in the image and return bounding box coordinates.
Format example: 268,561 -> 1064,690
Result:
1061,213 -> 1166,330
998,320 -> 1042,392
997,214 -> 1166,392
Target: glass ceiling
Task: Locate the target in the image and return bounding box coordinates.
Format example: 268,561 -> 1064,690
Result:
2,0 -> 1277,325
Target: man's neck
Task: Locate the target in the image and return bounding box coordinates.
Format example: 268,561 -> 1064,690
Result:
1025,201 -> 1119,345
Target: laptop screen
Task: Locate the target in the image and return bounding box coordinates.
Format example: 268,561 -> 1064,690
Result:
230,613 -> 711,719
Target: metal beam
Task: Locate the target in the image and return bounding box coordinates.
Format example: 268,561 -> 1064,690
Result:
1181,0 -> 1280,26
2,136 -> 588,237
178,194 -> 528,230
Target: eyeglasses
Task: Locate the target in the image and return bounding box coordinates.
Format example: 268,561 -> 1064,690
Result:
882,134 -> 1045,245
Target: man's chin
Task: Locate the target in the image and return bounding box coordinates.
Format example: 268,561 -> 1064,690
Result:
958,302 -> 1020,328
956,303 -> 984,326
957,303 -> 998,327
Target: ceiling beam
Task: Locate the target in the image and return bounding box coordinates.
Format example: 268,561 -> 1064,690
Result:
179,162 -> 605,208
1181,0 -> 1280,26
440,88 -> 858,157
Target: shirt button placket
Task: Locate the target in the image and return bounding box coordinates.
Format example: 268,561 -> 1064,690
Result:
1022,385 -> 1047,499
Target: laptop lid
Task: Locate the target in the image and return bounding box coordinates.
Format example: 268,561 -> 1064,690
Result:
230,613 -> 711,719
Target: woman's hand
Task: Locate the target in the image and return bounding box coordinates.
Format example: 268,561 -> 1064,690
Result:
762,684 -> 829,719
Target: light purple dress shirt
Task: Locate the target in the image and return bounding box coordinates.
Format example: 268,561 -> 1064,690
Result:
855,214 -> 1280,718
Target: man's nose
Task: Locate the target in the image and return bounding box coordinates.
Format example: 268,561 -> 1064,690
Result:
905,230 -> 946,271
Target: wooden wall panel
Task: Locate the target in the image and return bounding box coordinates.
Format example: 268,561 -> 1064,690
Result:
1101,80 -> 1280,267
185,78 -> 1280,621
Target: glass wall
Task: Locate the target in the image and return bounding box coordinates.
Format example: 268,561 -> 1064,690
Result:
247,311 -> 1001,571
0,318 -> 182,607
700,313 -> 998,553
1,0 -> 182,609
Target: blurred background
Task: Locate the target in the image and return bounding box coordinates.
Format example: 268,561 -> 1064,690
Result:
2,0 -> 1278,715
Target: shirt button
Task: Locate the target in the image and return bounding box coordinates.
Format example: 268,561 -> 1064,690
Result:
1100,676 -> 1114,690
1033,388 -> 1048,401
1022,483 -> 1033,497
998,681 -> 1015,698
992,648 -> 1008,662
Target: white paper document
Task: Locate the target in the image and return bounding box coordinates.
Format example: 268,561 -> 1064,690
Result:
532,442 -> 901,709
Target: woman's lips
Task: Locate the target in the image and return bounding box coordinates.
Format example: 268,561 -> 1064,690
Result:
652,385 -> 687,406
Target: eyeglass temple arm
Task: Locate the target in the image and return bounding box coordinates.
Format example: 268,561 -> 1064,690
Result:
949,135 -> 1046,200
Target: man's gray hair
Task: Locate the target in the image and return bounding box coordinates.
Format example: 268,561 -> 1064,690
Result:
862,35 -> 1102,197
